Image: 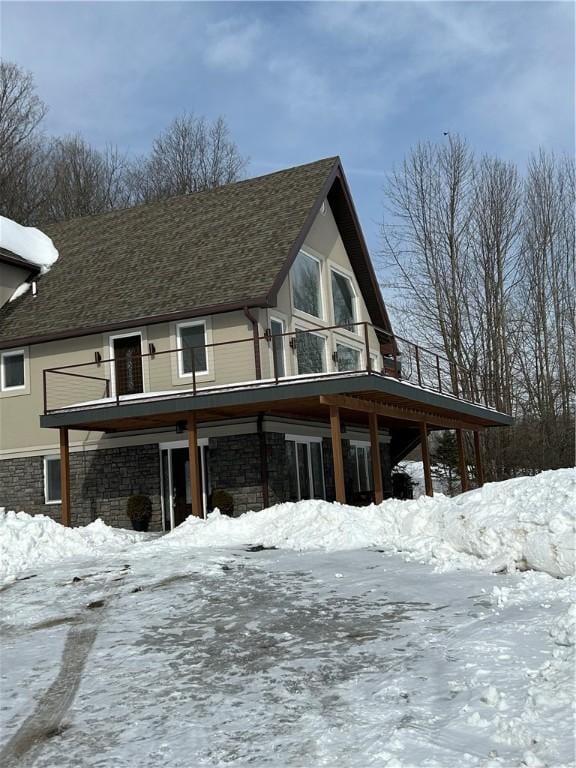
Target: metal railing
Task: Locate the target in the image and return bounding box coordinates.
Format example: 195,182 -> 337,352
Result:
42,322 -> 503,414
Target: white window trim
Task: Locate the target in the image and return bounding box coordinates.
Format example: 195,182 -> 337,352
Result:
290,249 -> 325,322
269,316 -> 288,379
349,441 -> 372,494
329,265 -> 358,332
333,338 -> 364,373
158,440 -> 210,529
108,330 -> 146,398
293,325 -> 328,376
285,434 -> 323,444
43,456 -> 61,505
176,320 -> 209,379
285,435 -> 326,500
0,348 -> 26,392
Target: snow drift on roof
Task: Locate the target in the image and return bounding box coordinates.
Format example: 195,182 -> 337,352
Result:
0,216 -> 59,273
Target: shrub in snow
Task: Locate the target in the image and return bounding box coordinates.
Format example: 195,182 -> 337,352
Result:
211,489 -> 234,517
126,495 -> 153,532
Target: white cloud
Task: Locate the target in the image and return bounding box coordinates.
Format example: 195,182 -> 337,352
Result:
203,18 -> 262,72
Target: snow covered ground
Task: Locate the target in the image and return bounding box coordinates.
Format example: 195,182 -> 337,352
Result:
0,470 -> 574,767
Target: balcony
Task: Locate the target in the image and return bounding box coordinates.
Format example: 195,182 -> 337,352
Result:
43,322 -> 505,417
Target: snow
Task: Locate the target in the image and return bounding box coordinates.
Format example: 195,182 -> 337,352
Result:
163,468 -> 575,578
396,459 -> 451,496
0,469 -> 574,767
0,216 -> 59,302
0,509 -> 147,585
0,216 -> 59,272
2,470 -> 573,586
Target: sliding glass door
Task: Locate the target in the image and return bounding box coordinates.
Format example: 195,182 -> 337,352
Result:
286,437 -> 325,501
160,442 -> 209,530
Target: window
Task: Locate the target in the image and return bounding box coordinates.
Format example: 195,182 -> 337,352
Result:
331,270 -> 356,329
178,322 -> 207,376
291,251 -> 322,318
335,343 -> 361,372
270,318 -> 286,378
1,350 -> 25,391
351,443 -> 373,493
44,457 -> 61,504
295,331 -> 326,375
286,437 -> 325,501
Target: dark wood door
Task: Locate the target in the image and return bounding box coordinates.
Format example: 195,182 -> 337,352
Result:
113,335 -> 143,396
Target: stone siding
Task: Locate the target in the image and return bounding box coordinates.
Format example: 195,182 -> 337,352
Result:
0,445 -> 162,530
0,430 -> 394,529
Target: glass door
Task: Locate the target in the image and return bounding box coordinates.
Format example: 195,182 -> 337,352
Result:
286,438 -> 325,501
160,443 -> 208,530
113,335 -> 143,396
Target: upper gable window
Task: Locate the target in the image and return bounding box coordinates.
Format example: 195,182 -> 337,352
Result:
1,350 -> 25,391
291,251 -> 322,319
331,270 -> 356,329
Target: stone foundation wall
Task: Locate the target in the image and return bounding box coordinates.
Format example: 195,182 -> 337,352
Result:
207,432 -> 290,515
0,445 -> 162,530
0,430 -> 394,529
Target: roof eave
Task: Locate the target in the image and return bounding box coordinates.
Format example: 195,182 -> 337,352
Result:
0,295 -> 272,350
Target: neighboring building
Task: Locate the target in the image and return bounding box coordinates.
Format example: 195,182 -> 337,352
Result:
0,158 -> 512,530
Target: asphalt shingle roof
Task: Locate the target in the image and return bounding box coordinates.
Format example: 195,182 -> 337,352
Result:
0,157 -> 339,346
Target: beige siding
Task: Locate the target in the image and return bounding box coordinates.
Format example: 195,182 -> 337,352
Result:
0,263 -> 32,308
0,311 -> 259,455
0,199 -> 385,457
0,333 -> 104,452
268,201 -> 381,364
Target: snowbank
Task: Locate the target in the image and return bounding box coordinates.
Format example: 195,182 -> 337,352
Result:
0,509 -> 145,584
0,216 -> 59,273
2,470 -> 573,583
164,469 -> 575,578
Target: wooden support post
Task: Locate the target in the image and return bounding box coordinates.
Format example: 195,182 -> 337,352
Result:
59,428 -> 71,527
456,428 -> 469,493
420,422 -> 433,497
369,412 -> 383,504
187,415 -> 203,518
330,405 -> 346,503
474,430 -> 484,487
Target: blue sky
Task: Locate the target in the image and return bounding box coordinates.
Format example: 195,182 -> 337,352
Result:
2,1 -> 574,252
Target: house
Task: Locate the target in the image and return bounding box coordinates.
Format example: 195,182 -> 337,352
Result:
0,157 -> 512,530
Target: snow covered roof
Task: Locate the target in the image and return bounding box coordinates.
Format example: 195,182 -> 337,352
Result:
0,216 -> 59,274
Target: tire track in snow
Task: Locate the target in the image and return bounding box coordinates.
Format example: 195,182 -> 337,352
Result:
0,569 -> 128,767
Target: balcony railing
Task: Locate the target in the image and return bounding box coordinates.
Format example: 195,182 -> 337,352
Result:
42,322 -> 503,415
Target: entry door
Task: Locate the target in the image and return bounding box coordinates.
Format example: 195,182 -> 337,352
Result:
113,335 -> 143,396
161,446 -> 208,530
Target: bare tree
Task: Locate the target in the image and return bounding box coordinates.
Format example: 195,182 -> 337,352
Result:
0,61 -> 46,162
0,61 -> 49,223
41,135 -> 131,222
380,139 -> 574,479
127,114 -> 246,203
381,135 -> 475,387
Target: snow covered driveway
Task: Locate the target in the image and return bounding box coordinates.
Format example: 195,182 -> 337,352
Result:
1,544 -> 573,768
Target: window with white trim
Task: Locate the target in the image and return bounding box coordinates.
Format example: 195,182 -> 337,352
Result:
286,437 -> 325,501
0,349 -> 25,391
177,321 -> 208,377
291,251 -> 322,318
335,343 -> 361,372
295,330 -> 326,375
44,457 -> 61,504
270,318 -> 286,378
331,270 -> 356,329
350,442 -> 373,493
